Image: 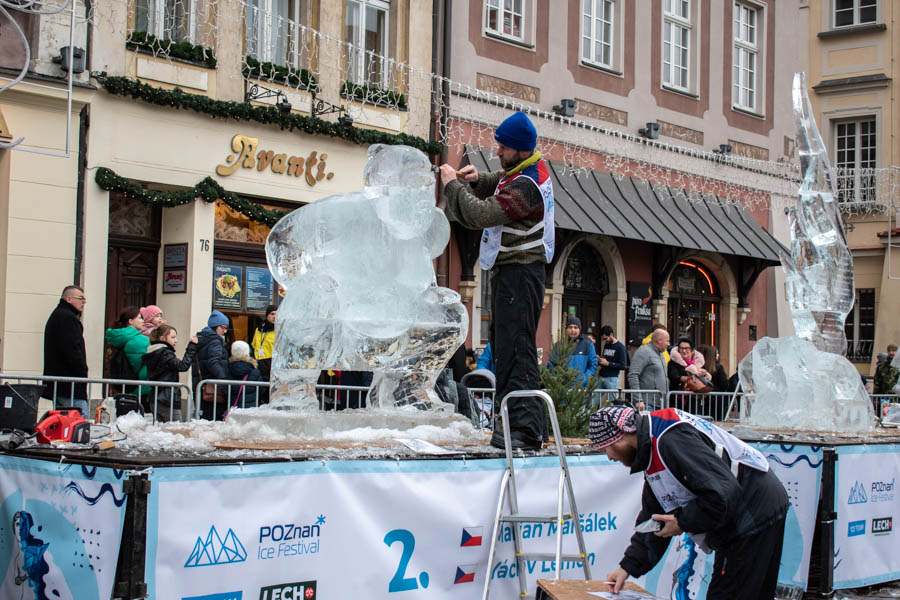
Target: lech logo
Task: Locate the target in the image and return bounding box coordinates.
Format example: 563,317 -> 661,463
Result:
872,517 -> 893,535
848,481 -> 868,504
258,580 -> 316,600
185,525 -> 248,568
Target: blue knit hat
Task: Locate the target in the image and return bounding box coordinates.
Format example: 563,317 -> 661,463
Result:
208,310 -> 229,328
567,316 -> 582,329
494,111 -> 537,151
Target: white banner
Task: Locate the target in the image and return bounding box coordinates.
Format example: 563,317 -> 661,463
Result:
834,444 -> 900,589
148,446 -> 820,600
0,455 -> 127,600
148,455 -> 644,600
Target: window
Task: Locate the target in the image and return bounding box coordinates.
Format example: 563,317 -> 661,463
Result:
134,0 -> 196,43
581,0 -> 614,68
663,0 -> 691,91
845,288 -> 875,362
345,0 -> 390,88
835,119 -> 877,203
246,0 -> 306,67
834,0 -> 876,28
732,3 -> 757,111
485,0 -> 525,42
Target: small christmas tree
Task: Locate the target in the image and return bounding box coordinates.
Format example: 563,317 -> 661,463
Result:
539,327 -> 601,439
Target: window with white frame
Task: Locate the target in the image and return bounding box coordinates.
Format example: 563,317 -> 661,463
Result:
834,119 -> 877,203
345,0 -> 390,88
485,0 -> 525,42
844,288 -> 875,362
662,0 -> 691,91
834,0 -> 876,28
732,3 -> 758,111
134,0 -> 196,43
581,0 -> 614,69
246,0 -> 307,67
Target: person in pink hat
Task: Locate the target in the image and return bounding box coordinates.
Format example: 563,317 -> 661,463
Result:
140,305 -> 166,337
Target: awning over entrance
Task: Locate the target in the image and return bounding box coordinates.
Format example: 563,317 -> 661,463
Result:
463,145 -> 786,265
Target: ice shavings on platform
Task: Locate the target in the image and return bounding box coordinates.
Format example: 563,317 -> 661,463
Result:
107,411 -> 485,457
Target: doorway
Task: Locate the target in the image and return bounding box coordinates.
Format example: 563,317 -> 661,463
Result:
105,192 -> 161,329
561,242 -> 609,352
666,261 -> 720,349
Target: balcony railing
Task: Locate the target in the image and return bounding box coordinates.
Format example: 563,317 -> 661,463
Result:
835,166 -> 900,213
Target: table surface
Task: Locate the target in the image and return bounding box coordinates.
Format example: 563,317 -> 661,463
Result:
536,579 -> 657,599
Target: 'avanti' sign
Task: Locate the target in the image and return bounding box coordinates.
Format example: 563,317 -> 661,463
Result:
216,134 -> 335,186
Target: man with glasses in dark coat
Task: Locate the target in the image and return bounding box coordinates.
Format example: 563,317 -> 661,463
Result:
42,285 -> 89,414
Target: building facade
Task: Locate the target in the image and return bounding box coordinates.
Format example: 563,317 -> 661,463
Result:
805,0 -> 899,378
0,0 -> 435,378
436,0 -> 808,377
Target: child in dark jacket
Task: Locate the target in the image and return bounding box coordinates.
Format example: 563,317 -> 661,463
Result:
227,341 -> 265,409
142,325 -> 198,422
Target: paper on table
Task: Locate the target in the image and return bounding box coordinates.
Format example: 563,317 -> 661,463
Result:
395,438 -> 464,455
588,591 -> 657,599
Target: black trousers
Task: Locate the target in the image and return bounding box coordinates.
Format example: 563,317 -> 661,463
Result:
707,514 -> 786,600
490,262 -> 546,444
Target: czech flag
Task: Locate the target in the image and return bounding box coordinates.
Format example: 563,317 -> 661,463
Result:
460,526 -> 482,547
454,564 -> 477,584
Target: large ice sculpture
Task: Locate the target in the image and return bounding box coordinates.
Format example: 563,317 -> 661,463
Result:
782,72 -> 854,354
265,144 -> 467,412
739,337 -> 872,432
739,73 -> 873,432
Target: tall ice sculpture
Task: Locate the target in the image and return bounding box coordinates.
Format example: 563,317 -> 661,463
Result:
263,144 -> 468,413
738,73 -> 874,432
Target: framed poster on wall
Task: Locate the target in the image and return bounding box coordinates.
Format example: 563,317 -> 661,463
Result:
245,266 -> 274,312
213,262 -> 243,310
164,243 -> 188,269
162,269 -> 187,294
627,282 -> 653,344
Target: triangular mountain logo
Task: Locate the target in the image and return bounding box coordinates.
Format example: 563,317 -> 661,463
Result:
848,481 -> 868,505
184,525 -> 248,567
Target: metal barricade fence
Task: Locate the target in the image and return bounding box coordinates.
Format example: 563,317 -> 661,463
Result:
591,388 -> 665,411
467,387 -> 495,429
665,391 -> 742,422
0,372 -> 193,423
872,394 -> 900,418
193,380 -> 371,421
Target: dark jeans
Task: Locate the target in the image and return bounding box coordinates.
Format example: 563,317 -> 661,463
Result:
490,262 -> 546,444
707,514 -> 786,600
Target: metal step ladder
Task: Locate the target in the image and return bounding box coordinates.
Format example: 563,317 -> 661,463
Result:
482,390 -> 592,600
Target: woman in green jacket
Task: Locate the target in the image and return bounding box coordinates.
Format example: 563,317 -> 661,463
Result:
105,307 -> 150,394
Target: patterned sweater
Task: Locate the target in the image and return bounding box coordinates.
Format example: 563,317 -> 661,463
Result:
443,169 -> 546,267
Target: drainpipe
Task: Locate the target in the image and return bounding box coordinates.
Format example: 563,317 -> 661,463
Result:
431,0 -> 452,289
74,104 -> 89,284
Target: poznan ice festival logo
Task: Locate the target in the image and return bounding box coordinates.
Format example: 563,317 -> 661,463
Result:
185,525 -> 248,567
848,481 -> 868,505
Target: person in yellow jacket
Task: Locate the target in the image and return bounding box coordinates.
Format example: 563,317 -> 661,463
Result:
641,323 -> 671,364
251,304 -> 277,381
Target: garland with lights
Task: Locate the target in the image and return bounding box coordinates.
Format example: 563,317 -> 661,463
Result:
100,76 -> 441,155
243,56 -> 317,89
126,32 -> 217,68
341,80 -> 407,110
94,167 -> 291,227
